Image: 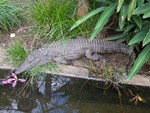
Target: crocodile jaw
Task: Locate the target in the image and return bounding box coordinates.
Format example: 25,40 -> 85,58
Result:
15,54 -> 41,74
15,59 -> 39,74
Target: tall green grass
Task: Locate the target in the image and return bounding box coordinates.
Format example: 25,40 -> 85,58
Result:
0,0 -> 22,33
29,0 -> 97,42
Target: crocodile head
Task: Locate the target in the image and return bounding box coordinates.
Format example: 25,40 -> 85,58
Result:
15,51 -> 52,74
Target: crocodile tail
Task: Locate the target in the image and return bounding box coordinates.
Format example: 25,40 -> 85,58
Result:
126,51 -> 136,75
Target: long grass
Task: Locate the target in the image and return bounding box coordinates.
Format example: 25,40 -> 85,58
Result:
0,0 -> 22,33
29,0 -> 97,42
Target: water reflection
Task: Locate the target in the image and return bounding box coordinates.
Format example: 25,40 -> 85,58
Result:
0,69 -> 150,113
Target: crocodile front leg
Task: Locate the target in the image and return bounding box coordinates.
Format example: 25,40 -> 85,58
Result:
53,57 -> 71,64
85,49 -> 106,62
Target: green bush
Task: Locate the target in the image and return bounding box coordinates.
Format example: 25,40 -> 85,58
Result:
71,0 -> 150,79
0,0 -> 22,33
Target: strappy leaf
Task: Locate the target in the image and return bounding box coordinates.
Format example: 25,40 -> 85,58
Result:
127,0 -> 137,21
132,15 -> 142,29
96,0 -> 112,4
106,33 -> 128,40
128,30 -> 148,45
123,24 -> 134,33
90,3 -> 117,40
137,0 -> 144,6
143,29 -> 150,46
117,0 -> 124,12
132,3 -> 150,15
128,44 -> 150,80
70,7 -> 106,30
143,10 -> 150,18
119,5 -> 128,29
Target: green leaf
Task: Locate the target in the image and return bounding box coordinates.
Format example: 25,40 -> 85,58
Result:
143,29 -> 150,46
128,30 -> 148,45
96,0 -> 112,4
90,3 -> 117,40
123,24 -> 134,33
132,15 -> 142,29
106,33 -> 128,40
117,0 -> 124,12
133,3 -> 150,15
128,44 -> 150,80
143,9 -> 150,18
127,0 -> 137,21
119,5 -> 128,29
137,0 -> 144,6
70,7 -> 106,30
142,21 -> 150,30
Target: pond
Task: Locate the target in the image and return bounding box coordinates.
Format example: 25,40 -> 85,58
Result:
0,69 -> 150,113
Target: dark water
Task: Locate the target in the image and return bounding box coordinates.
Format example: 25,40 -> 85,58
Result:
0,69 -> 150,113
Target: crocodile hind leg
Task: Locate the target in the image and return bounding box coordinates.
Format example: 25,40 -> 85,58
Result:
53,57 -> 71,64
85,49 -> 106,63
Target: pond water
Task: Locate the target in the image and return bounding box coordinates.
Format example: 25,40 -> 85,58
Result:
0,69 -> 150,113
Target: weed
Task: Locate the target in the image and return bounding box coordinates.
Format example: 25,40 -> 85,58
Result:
0,0 -> 23,33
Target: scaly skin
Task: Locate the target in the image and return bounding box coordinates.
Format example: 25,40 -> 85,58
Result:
15,37 -> 135,74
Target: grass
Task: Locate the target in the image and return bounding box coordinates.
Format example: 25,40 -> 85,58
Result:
22,63 -> 57,87
29,0 -> 98,42
0,0 -> 23,33
7,42 -> 28,66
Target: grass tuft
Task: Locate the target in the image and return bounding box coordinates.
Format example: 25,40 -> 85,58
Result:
0,0 -> 23,33
7,42 -> 28,66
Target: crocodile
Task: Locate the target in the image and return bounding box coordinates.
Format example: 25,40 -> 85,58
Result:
14,37 -> 135,75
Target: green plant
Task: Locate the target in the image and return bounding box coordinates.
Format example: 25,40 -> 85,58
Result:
7,42 -> 28,66
0,0 -> 22,33
71,0 -> 150,79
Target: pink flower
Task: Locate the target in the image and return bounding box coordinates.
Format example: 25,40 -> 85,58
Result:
2,73 -> 26,87
17,28 -> 27,33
